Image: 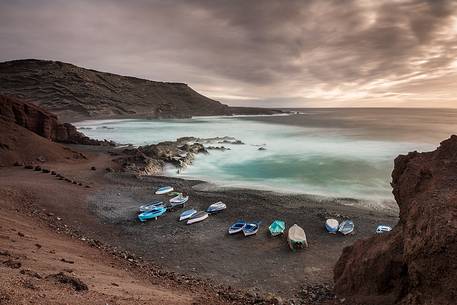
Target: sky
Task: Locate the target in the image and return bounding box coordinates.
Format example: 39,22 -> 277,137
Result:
1,0 -> 457,108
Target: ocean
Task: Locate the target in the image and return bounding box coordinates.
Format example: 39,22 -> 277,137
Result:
74,108 -> 457,203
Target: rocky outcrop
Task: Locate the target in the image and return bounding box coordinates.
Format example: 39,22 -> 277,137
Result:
0,95 -> 113,146
0,59 -> 282,122
334,135 -> 457,305
115,137 -> 208,175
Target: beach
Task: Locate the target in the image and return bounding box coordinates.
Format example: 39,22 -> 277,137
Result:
0,144 -> 398,302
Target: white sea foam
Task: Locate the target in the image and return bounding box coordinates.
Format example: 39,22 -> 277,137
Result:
75,111 -> 446,202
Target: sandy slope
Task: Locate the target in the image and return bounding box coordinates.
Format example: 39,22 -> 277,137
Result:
0,184 -> 224,305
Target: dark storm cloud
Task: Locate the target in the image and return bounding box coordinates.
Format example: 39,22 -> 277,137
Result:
1,0 -> 457,106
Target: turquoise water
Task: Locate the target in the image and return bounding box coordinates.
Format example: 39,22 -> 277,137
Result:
75,110 -> 454,202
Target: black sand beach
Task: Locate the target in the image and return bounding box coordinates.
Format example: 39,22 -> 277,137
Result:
0,144 -> 398,299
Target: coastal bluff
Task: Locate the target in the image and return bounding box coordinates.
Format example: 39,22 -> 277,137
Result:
0,59 -> 281,122
0,95 -> 112,166
334,135 -> 457,305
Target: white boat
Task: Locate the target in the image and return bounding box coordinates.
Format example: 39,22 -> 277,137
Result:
376,225 -> 392,234
288,224 -> 308,250
169,194 -> 189,208
338,220 -> 355,235
228,220 -> 246,234
155,186 -> 174,195
139,201 -> 163,212
179,209 -> 197,221
242,222 -> 261,236
325,219 -> 339,234
187,211 -> 208,225
206,201 -> 226,214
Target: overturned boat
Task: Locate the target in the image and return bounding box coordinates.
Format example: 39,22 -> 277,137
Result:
288,224 -> 308,250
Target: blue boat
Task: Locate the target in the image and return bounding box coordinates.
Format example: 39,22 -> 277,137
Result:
139,201 -> 163,212
138,206 -> 167,222
179,209 -> 197,221
338,220 -> 355,235
269,220 -> 286,236
155,186 -> 174,195
325,219 -> 339,234
228,220 -> 246,234
243,221 -> 261,236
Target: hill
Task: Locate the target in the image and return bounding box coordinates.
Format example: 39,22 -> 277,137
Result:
0,59 -> 280,122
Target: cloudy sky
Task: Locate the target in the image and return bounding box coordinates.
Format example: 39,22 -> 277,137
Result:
1,0 -> 457,108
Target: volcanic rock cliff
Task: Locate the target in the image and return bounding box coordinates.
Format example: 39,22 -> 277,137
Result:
0,59 -> 281,122
0,95 -> 111,145
334,135 -> 457,305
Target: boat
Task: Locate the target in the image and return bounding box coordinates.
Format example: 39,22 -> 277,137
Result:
228,220 -> 246,234
243,221 -> 261,236
288,224 -> 308,250
179,209 -> 197,221
169,194 -> 189,208
376,225 -> 392,234
325,219 -> 339,234
155,186 -> 174,195
206,201 -> 226,214
138,206 -> 167,222
338,220 -> 355,235
268,220 -> 286,236
139,201 -> 163,212
187,211 -> 209,224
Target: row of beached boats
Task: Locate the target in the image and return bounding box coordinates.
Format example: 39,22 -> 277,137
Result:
139,186 -> 392,250
137,186 -> 227,224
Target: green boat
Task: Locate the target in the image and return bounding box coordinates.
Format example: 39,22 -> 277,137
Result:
269,220 -> 286,236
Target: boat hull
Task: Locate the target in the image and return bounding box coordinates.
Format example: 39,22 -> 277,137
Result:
325,219 -> 339,234
155,186 -> 174,195
187,212 -> 208,224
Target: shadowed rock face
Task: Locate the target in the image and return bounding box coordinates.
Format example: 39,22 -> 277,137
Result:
0,95 -> 111,145
334,135 -> 457,305
0,59 -> 280,122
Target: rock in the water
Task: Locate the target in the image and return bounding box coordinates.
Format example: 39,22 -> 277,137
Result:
334,135 -> 457,305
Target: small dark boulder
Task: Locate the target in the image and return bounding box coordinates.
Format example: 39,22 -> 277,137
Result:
34,166 -> 42,171
46,272 -> 88,291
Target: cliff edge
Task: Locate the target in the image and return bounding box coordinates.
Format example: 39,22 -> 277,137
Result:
334,135 -> 457,305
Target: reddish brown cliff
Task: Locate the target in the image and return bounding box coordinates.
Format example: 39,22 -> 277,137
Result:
334,136 -> 457,305
0,95 -> 111,145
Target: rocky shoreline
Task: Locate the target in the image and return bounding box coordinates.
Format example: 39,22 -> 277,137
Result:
113,136 -> 245,176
